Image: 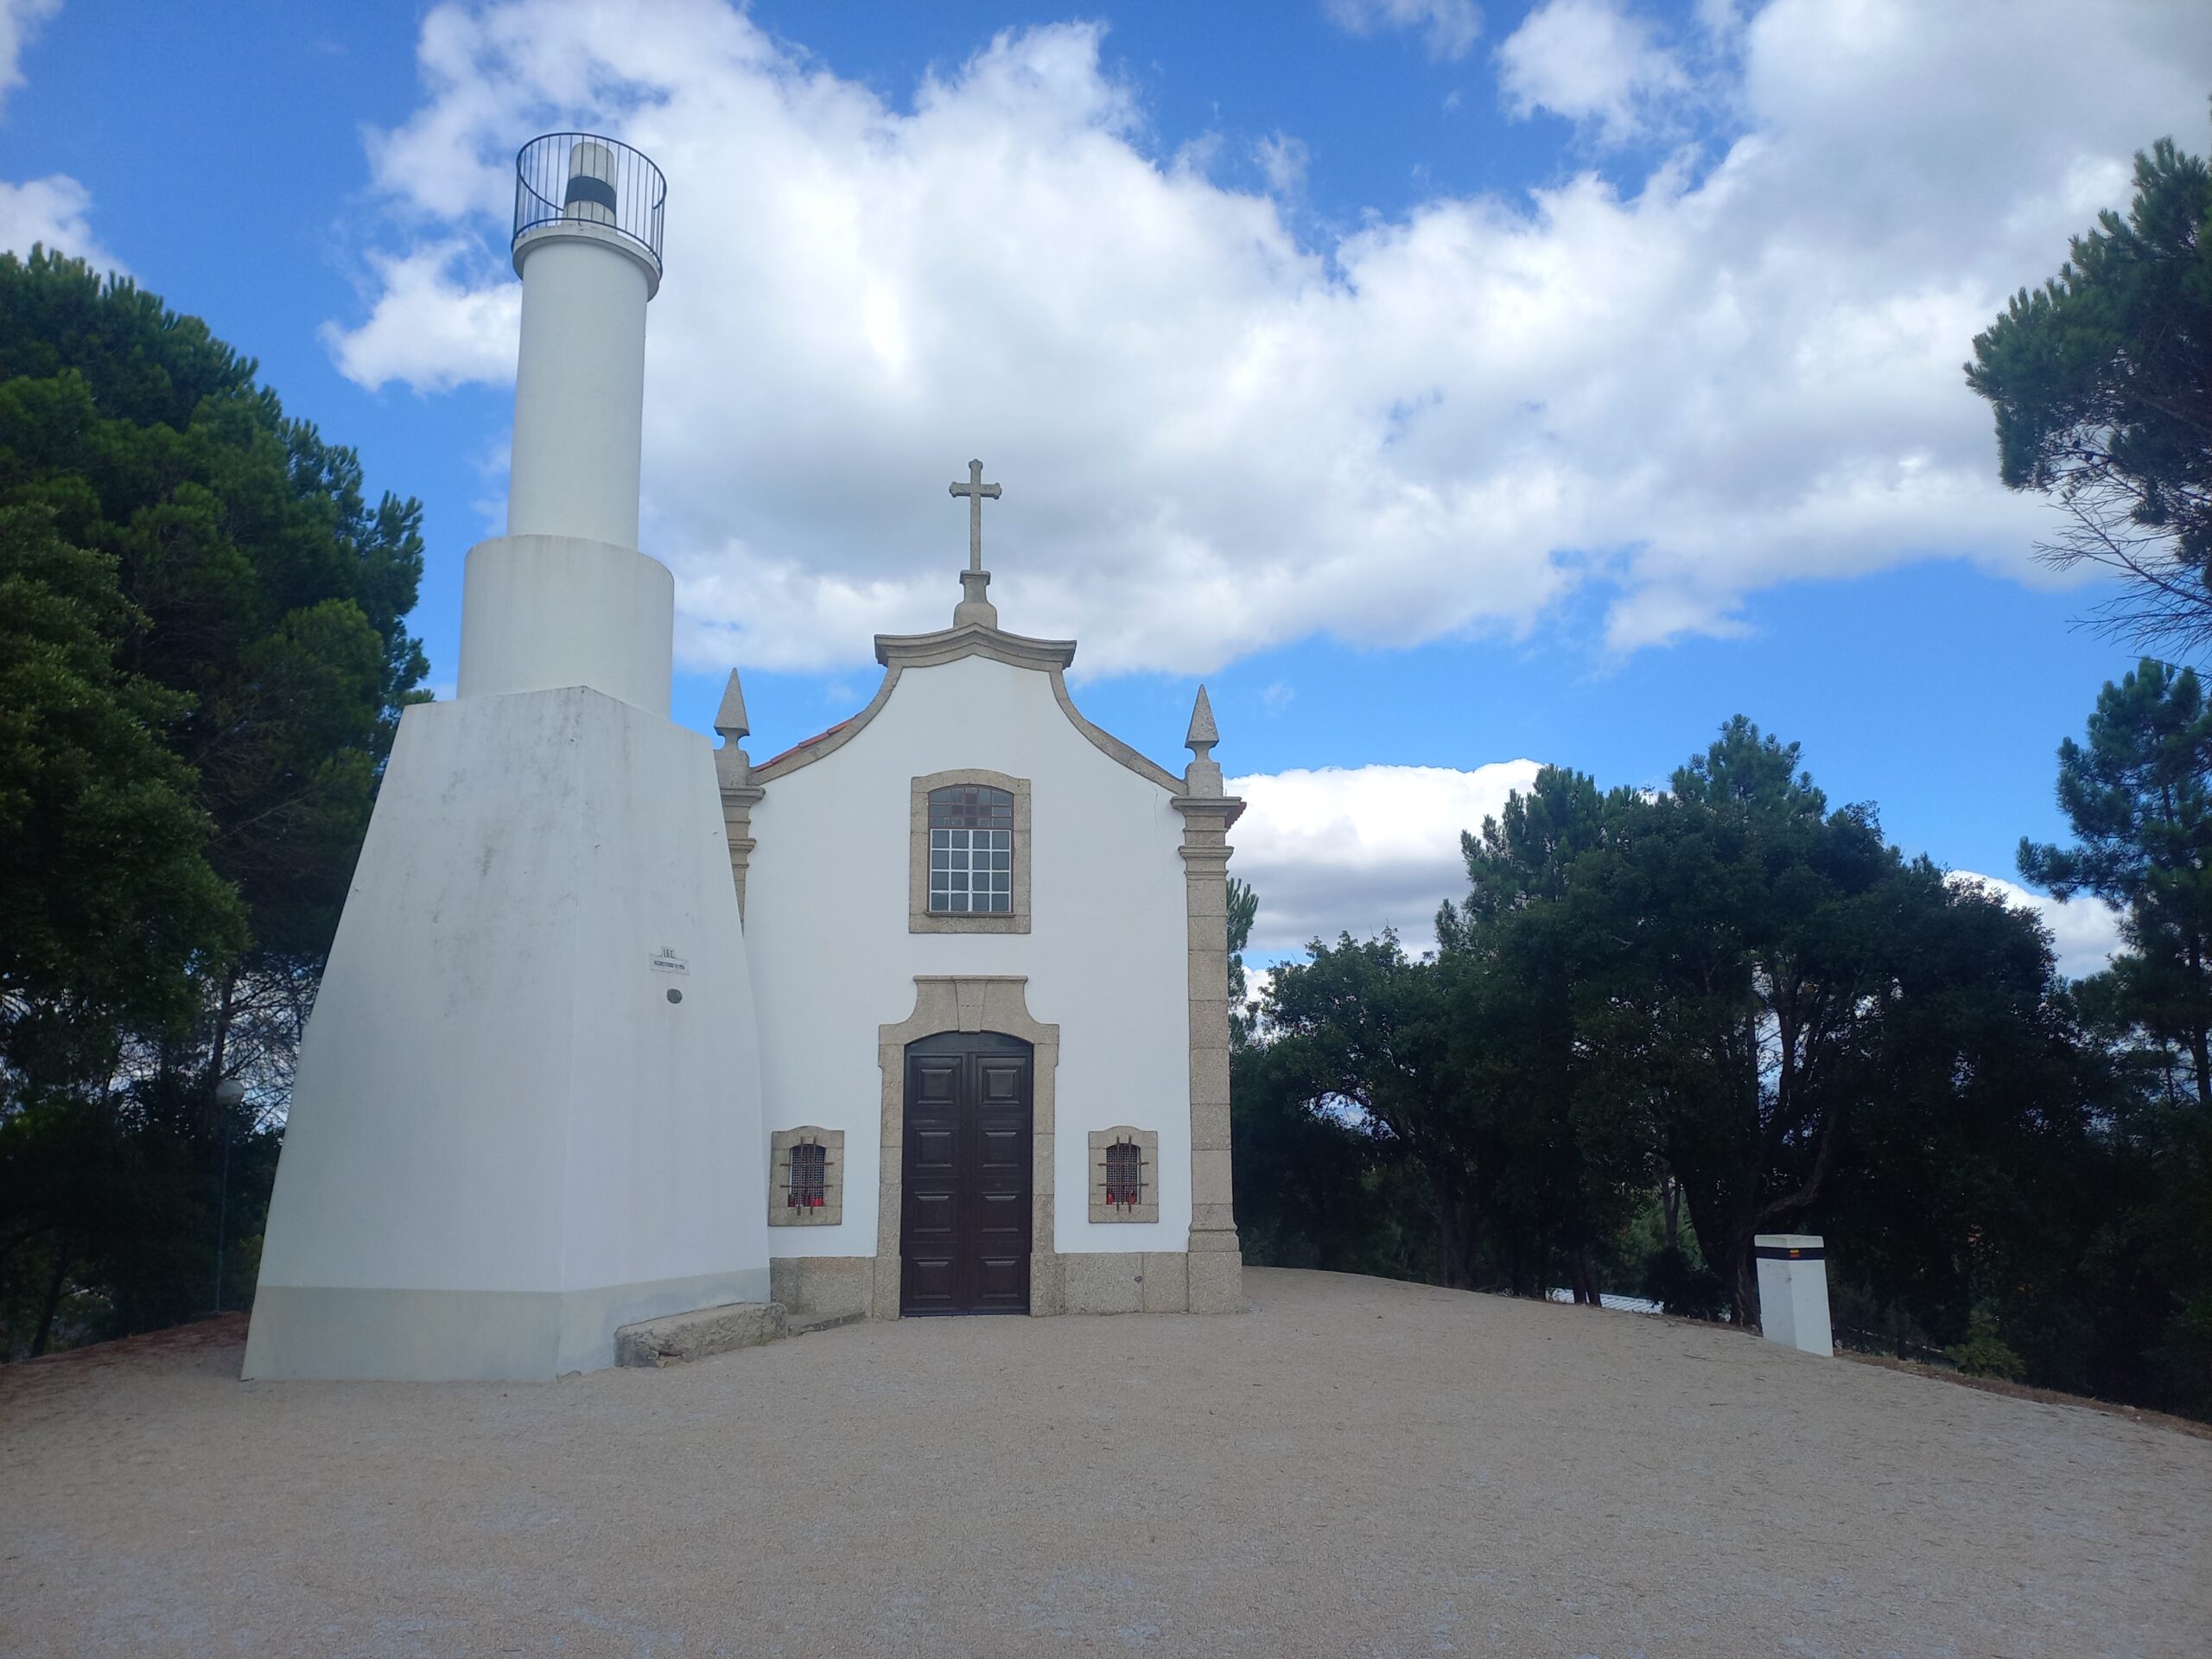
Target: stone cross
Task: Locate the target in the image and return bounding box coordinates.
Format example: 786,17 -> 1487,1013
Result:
948,459 -> 1001,573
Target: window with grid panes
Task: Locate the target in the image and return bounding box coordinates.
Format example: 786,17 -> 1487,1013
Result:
927,785 -> 1014,914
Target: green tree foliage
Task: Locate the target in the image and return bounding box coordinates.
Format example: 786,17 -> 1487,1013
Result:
2018,659 -> 2212,1414
1230,1036 -> 1422,1279
1967,121 -> 2212,654
1226,874 -> 1258,1046
1948,1307 -> 2029,1382
1573,721 -> 1928,1325
2021,660 -> 2212,1095
0,505 -> 245,1076
1439,766 -> 1646,1302
1248,764 -> 1648,1300
0,249 -> 427,961
0,248 -> 426,1356
1822,868 -> 2102,1386
1226,886 -> 1434,1279
1262,934 -> 1487,1283
1229,718 -> 2192,1411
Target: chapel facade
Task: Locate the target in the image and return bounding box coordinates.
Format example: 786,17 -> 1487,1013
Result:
243,135 -> 1238,1385
719,463 -> 1246,1319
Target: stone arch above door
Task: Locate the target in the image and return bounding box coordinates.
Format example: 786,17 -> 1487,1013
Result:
875,976 -> 1060,1319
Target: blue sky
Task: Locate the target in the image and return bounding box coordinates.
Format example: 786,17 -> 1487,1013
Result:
5,0 -> 2207,966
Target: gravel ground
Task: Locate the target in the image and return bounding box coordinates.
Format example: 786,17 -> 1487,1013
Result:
2,1267 -> 2205,1658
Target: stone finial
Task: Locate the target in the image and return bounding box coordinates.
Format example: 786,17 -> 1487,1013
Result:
1184,684 -> 1222,797
715,668 -> 752,788
1185,684 -> 1219,756
714,668 -> 750,745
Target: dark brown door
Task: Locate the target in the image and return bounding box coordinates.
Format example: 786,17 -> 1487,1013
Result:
901,1032 -> 1033,1316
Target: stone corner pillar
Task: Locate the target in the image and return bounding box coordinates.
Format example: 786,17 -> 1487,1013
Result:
716,747 -> 764,920
1173,782 -> 1244,1313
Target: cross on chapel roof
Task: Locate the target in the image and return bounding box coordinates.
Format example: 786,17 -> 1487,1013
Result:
949,458 -> 1001,628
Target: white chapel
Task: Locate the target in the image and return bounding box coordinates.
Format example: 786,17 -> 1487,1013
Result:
243,135 -> 1243,1381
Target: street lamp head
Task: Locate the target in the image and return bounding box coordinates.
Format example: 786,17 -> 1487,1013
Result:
213,1080 -> 246,1108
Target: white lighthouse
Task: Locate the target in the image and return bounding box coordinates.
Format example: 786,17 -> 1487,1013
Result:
245,136 -> 770,1382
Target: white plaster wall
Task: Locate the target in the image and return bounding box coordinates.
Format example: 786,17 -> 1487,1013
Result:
745,655 -> 1191,1257
457,534 -> 674,715
247,687 -> 766,1378
507,232 -> 650,550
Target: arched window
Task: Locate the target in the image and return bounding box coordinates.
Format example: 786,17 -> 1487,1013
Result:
928,784 -> 1014,915
910,771 -> 1030,935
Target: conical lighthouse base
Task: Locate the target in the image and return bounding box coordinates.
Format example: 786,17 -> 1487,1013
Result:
244,685 -> 767,1381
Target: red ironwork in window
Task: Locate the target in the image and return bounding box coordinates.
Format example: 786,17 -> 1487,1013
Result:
1103,1140 -> 1143,1211
787,1140 -> 827,1209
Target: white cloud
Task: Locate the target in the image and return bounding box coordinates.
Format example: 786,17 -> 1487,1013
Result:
0,173 -> 117,269
1324,0 -> 1484,61
1950,871 -> 2124,982
321,241 -> 520,392
0,0 -> 57,115
1255,131 -> 1310,197
1227,761 -> 1540,953
1495,0 -> 1689,145
325,0 -> 2212,677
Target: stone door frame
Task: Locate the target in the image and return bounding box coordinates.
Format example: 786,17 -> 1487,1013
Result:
875,976 -> 1060,1319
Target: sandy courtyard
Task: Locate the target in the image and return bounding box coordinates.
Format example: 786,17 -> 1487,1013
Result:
2,1268 -> 2204,1658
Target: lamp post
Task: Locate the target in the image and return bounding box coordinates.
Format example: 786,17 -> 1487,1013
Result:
213,1078 -> 245,1314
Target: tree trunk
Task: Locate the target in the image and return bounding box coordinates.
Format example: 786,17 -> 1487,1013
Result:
207,965 -> 238,1128
1433,1172 -> 1480,1289
1662,1175 -> 1680,1252
29,1244 -> 69,1358
1728,1230 -> 1760,1332
1567,1243 -> 1601,1306
1675,1169 -> 1743,1322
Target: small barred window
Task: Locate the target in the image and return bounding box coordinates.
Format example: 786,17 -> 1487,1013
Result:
786,1140 -> 827,1210
1103,1140 -> 1143,1211
771,1126 -> 843,1225
1089,1126 -> 1158,1223
928,785 -> 1014,915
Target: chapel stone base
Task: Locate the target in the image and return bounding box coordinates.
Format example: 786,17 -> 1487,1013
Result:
1186,1236 -> 1247,1314
782,1250 -> 1240,1317
771,1255 -> 874,1320
1058,1251 -> 1193,1314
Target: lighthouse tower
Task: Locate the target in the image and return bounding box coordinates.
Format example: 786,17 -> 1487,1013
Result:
245,137 -> 769,1381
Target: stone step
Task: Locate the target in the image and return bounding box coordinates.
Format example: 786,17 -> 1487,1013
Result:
786,1310 -> 866,1338
613,1300 -> 785,1368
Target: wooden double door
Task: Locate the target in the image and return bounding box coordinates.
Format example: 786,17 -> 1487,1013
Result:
900,1032 -> 1033,1316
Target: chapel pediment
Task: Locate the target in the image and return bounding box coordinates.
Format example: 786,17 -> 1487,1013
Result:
872,620 -> 1077,674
